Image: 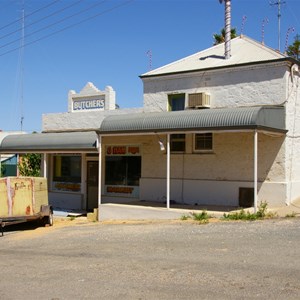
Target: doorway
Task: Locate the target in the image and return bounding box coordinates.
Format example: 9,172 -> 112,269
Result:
87,161 -> 99,211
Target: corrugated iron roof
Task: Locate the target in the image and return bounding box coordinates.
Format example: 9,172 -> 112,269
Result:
0,107 -> 286,153
0,131 -> 98,153
141,36 -> 288,77
99,106 -> 286,134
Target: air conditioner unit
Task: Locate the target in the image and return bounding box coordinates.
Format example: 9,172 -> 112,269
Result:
188,93 -> 210,108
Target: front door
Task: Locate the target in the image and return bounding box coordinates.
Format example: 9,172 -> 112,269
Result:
87,161 -> 99,211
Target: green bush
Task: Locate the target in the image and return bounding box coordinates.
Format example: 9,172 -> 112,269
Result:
180,211 -> 211,224
222,201 -> 274,221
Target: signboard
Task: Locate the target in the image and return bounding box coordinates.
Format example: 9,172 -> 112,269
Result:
72,98 -> 105,111
106,145 -> 140,156
52,182 -> 81,192
105,185 -> 139,197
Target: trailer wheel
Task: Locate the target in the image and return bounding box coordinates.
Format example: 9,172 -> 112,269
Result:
44,211 -> 53,227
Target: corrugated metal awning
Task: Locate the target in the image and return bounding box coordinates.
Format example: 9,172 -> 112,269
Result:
99,106 -> 286,134
0,131 -> 98,153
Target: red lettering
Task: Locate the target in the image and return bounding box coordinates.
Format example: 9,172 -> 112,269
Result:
128,147 -> 139,155
113,147 -> 126,155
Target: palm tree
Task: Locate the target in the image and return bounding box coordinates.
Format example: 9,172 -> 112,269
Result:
213,28 -> 237,45
287,34 -> 300,61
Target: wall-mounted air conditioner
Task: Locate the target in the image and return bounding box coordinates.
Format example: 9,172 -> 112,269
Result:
188,93 -> 210,108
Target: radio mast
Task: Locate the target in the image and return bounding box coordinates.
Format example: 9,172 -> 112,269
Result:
270,0 -> 286,51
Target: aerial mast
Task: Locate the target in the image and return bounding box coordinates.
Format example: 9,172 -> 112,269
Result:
17,1 -> 25,131
219,0 -> 231,59
270,0 -> 286,52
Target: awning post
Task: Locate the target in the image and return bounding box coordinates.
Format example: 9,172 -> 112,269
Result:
166,134 -> 170,209
42,153 -> 47,178
254,130 -> 258,213
98,135 -> 102,221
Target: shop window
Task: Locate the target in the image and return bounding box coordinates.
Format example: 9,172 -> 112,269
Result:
170,134 -> 186,152
105,156 -> 141,186
194,133 -> 213,151
52,155 -> 81,192
168,94 -> 185,111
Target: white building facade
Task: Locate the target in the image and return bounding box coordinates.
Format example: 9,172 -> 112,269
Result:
1,36 -> 299,211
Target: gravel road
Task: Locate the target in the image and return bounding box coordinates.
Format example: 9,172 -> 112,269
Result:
0,218 -> 299,300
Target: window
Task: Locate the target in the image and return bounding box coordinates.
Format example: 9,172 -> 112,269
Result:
105,156 -> 141,186
170,134 -> 185,152
168,94 -> 185,111
53,155 -> 81,183
194,133 -> 213,151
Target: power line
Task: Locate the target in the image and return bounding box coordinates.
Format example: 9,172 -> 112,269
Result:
0,0 -> 135,58
0,0 -> 61,31
0,0 -> 83,41
0,0 -> 107,51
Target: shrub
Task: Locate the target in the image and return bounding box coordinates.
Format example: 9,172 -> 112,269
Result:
222,201 -> 275,221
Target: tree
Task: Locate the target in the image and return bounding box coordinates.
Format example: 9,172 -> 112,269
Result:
213,28 -> 237,45
18,153 -> 41,177
287,34 -> 300,61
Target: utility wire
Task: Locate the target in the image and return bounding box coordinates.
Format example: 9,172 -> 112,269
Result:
0,0 -> 107,50
0,0 -> 83,41
0,0 -> 61,31
0,0 -> 135,57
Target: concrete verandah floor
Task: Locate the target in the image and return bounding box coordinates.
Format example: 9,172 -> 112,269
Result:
54,199 -> 300,221
97,200 -> 238,221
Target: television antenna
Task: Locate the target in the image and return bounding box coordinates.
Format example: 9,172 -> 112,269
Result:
146,50 -> 152,71
270,0 -> 286,51
17,2 -> 25,131
285,27 -> 295,53
261,18 -> 269,45
240,15 -> 247,35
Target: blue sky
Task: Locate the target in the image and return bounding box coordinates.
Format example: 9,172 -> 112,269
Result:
0,0 -> 300,132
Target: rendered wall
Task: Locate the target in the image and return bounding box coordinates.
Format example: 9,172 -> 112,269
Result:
142,64 -> 286,110
284,65 -> 300,204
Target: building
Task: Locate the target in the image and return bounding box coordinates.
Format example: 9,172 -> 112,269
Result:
0,36 -> 299,213
0,154 -> 17,176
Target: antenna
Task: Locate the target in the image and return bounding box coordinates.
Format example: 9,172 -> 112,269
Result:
270,0 -> 286,51
146,50 -> 152,71
240,15 -> 247,36
20,5 -> 25,131
285,27 -> 295,53
261,18 -> 269,45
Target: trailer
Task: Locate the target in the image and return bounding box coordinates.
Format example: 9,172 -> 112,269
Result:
0,177 -> 53,236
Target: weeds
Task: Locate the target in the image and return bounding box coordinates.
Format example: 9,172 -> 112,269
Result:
180,214 -> 191,221
180,202 -> 280,224
191,211 -> 211,223
180,210 -> 211,224
222,201 -> 276,221
285,212 -> 297,218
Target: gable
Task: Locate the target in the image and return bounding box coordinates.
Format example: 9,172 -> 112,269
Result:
141,36 -> 290,78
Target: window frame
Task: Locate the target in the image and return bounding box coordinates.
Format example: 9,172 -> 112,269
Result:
170,134 -> 186,153
193,133 -> 214,153
168,93 -> 185,111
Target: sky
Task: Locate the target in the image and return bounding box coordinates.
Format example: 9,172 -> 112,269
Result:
0,0 -> 300,133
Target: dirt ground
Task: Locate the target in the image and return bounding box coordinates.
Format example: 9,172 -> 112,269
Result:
1,217 -> 300,300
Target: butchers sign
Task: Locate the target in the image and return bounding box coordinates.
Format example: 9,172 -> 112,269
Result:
72,98 -> 105,111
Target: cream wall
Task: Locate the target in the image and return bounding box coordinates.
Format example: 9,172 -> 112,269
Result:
284,65 -> 300,203
142,64 -> 287,110
103,133 -> 286,207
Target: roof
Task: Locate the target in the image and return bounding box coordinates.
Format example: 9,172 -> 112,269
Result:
140,36 -> 290,78
0,131 -> 98,153
0,106 -> 286,153
99,106 -> 286,134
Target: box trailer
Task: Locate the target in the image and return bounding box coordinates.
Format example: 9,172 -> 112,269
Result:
0,177 -> 53,236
